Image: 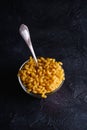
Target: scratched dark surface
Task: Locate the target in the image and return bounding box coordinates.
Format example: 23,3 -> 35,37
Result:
0,0 -> 87,130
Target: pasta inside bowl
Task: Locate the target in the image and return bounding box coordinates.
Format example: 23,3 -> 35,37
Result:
17,57 -> 65,98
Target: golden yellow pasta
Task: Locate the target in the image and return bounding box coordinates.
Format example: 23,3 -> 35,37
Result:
18,57 -> 65,98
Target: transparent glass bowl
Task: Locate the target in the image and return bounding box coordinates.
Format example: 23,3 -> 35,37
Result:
17,60 -> 64,98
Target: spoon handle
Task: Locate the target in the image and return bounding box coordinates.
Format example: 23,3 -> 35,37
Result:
19,24 -> 38,64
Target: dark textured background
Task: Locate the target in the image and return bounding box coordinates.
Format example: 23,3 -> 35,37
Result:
0,0 -> 87,130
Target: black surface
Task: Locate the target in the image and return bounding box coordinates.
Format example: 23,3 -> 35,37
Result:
0,0 -> 87,130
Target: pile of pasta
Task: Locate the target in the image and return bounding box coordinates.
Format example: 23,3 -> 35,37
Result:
18,57 -> 65,98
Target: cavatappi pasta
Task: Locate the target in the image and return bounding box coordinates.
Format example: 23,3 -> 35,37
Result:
18,57 -> 65,98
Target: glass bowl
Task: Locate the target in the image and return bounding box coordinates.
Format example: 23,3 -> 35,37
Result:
17,60 -> 65,98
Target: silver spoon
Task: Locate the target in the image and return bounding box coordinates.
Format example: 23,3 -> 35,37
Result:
19,24 -> 38,65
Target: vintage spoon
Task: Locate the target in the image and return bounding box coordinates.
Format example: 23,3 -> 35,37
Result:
19,24 -> 38,65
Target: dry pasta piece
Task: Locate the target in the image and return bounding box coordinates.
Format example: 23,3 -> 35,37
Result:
18,56 -> 65,98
